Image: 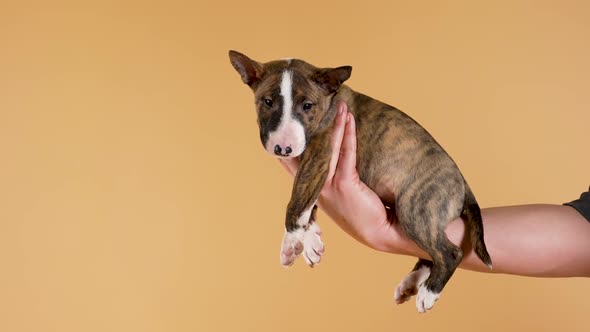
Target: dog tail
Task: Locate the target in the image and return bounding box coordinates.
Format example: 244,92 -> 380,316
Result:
461,182 -> 493,269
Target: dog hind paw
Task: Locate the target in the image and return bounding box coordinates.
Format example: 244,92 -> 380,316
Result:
394,265 -> 431,305
416,285 -> 440,313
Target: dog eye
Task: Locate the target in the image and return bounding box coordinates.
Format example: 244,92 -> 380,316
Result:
303,103 -> 314,111
264,98 -> 273,107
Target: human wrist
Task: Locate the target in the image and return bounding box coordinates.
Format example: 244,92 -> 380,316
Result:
359,222 -> 413,255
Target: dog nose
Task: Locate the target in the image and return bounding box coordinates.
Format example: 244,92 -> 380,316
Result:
274,145 -> 292,156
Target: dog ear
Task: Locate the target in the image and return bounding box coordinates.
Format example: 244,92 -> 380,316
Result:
312,66 -> 352,93
229,50 -> 263,87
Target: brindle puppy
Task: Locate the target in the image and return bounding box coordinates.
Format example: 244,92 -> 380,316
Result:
229,50 -> 492,313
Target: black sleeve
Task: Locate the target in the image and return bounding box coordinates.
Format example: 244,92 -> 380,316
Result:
564,186 -> 590,222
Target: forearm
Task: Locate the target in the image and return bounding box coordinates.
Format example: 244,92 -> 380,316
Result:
383,204 -> 590,278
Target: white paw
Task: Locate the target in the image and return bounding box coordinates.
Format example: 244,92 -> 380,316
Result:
394,265 -> 430,305
301,222 -> 324,267
279,223 -> 324,267
416,285 -> 440,313
280,229 -> 304,267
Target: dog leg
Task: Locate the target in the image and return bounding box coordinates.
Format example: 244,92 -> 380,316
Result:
397,224 -> 463,313
280,136 -> 331,267
415,235 -> 463,313
393,171 -> 466,312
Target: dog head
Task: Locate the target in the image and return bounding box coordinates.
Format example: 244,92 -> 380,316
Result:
229,50 -> 352,159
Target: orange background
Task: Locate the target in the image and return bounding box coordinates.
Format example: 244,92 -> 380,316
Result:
1,1 -> 589,331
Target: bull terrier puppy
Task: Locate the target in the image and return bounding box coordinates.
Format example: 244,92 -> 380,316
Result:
229,50 -> 492,313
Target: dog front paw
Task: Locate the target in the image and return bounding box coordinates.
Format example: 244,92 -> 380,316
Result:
302,222 -> 324,267
280,229 -> 304,267
279,223 -> 325,267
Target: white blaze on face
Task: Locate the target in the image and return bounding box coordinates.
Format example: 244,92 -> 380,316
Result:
265,69 -> 306,158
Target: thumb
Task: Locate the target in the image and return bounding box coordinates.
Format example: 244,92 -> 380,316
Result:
334,112 -> 358,181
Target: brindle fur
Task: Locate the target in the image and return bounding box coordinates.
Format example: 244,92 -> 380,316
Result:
229,50 -> 492,303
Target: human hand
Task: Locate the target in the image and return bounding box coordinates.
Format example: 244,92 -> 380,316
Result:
280,102 -> 409,253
